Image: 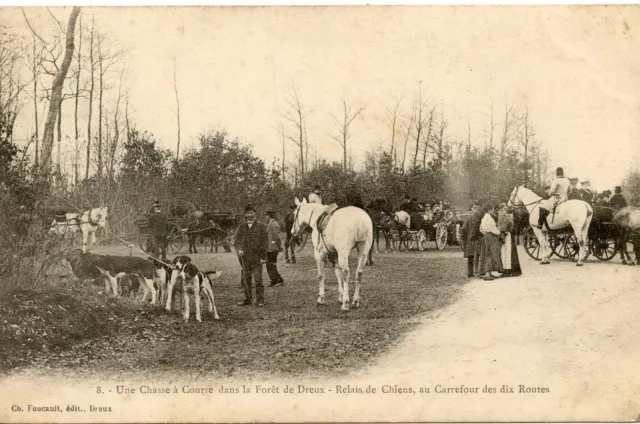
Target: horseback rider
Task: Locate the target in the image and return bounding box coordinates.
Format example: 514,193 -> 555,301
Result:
345,182 -> 364,208
568,178 -> 582,200
535,167 -> 570,230
308,185 -> 323,204
579,179 -> 595,204
608,186 -> 628,209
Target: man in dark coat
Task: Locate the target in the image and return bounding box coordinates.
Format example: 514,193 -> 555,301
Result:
460,203 -> 484,278
284,204 -> 297,264
148,200 -> 169,260
609,186 -> 628,209
234,205 -> 268,307
579,179 -> 595,204
345,182 -> 364,208
568,178 -> 582,200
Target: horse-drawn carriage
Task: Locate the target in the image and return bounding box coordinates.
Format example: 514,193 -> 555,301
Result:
190,211 -> 242,253
134,210 -> 241,255
379,207 -> 463,251
521,205 -> 624,262
433,209 -> 465,251
134,214 -> 185,255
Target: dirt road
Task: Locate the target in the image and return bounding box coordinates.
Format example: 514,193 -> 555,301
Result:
357,249 -> 640,421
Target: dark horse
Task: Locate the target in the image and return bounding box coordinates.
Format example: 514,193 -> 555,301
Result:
364,198 -> 394,264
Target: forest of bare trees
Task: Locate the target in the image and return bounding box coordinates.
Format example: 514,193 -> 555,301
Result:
3,7 -> 638,245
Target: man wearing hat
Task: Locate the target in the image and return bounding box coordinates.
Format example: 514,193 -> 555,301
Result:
536,167 -> 570,230
234,205 -> 269,307
609,186 -> 628,209
309,185 -> 323,204
148,200 -> 169,260
266,208 -> 284,287
579,179 -> 594,204
284,204 -> 297,264
345,182 -> 364,209
568,178 -> 582,200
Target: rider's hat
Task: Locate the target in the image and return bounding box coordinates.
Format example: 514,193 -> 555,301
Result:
244,204 -> 256,213
569,177 -> 578,183
152,200 -> 161,208
581,178 -> 591,184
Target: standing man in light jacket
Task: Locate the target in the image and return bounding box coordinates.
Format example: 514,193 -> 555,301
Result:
266,209 -> 285,287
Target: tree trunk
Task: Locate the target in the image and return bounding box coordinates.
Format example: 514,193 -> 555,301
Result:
422,110 -> 434,169
32,34 -> 39,166
281,122 -> 285,181
56,99 -> 62,178
173,58 -> 181,161
97,48 -> 104,179
74,13 -> 82,184
40,6 -> 81,173
85,16 -> 94,180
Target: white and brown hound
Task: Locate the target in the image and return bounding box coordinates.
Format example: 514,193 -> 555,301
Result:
165,256 -> 220,322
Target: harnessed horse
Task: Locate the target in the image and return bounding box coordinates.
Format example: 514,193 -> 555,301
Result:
292,197 -> 373,311
507,185 -> 592,266
612,206 -> 640,264
49,207 -> 108,253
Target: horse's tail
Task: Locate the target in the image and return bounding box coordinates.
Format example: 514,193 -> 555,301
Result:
581,203 -> 593,236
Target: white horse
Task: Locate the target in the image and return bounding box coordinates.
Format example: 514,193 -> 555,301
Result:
49,207 -> 108,253
507,185 -> 592,266
394,210 -> 411,230
292,198 -> 373,311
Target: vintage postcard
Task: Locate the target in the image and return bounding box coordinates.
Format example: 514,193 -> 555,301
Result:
1,4 -> 639,423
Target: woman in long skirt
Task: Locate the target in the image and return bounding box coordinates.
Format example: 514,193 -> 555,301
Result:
498,204 -> 522,277
479,204 -> 504,280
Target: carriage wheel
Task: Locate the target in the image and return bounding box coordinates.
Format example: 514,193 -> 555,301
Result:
417,229 -> 428,251
591,236 -> 617,261
562,233 -> 591,262
435,223 -> 448,250
167,227 -> 184,254
551,231 -> 571,259
523,227 -> 542,261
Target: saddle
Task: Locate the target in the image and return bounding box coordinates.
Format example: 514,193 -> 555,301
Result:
316,203 -> 339,233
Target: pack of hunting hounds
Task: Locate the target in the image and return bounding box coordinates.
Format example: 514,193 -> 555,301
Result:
65,249 -> 221,323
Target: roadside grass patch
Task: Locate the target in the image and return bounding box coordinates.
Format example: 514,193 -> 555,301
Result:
1,247 -> 468,378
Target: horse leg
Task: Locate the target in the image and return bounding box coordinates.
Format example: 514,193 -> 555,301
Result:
82,228 -> 89,254
333,258 -> 344,304
352,242 -> 368,308
367,244 -> 374,266
576,212 -> 592,266
338,252 -> 351,311
533,227 -> 550,264
315,252 -> 327,305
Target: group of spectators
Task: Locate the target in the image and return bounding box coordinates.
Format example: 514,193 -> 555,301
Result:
460,202 -> 522,281
565,179 -> 628,209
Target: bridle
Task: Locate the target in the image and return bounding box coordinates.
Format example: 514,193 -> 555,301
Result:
508,185 -> 543,211
292,204 -> 314,237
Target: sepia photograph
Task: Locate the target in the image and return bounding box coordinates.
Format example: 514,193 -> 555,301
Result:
0,4 -> 639,422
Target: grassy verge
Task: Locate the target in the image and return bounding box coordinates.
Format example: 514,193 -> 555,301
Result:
0,247 -> 468,378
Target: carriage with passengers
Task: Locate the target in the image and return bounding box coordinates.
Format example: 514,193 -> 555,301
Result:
433,208 -> 466,251
381,206 -> 463,251
521,204 -> 626,262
